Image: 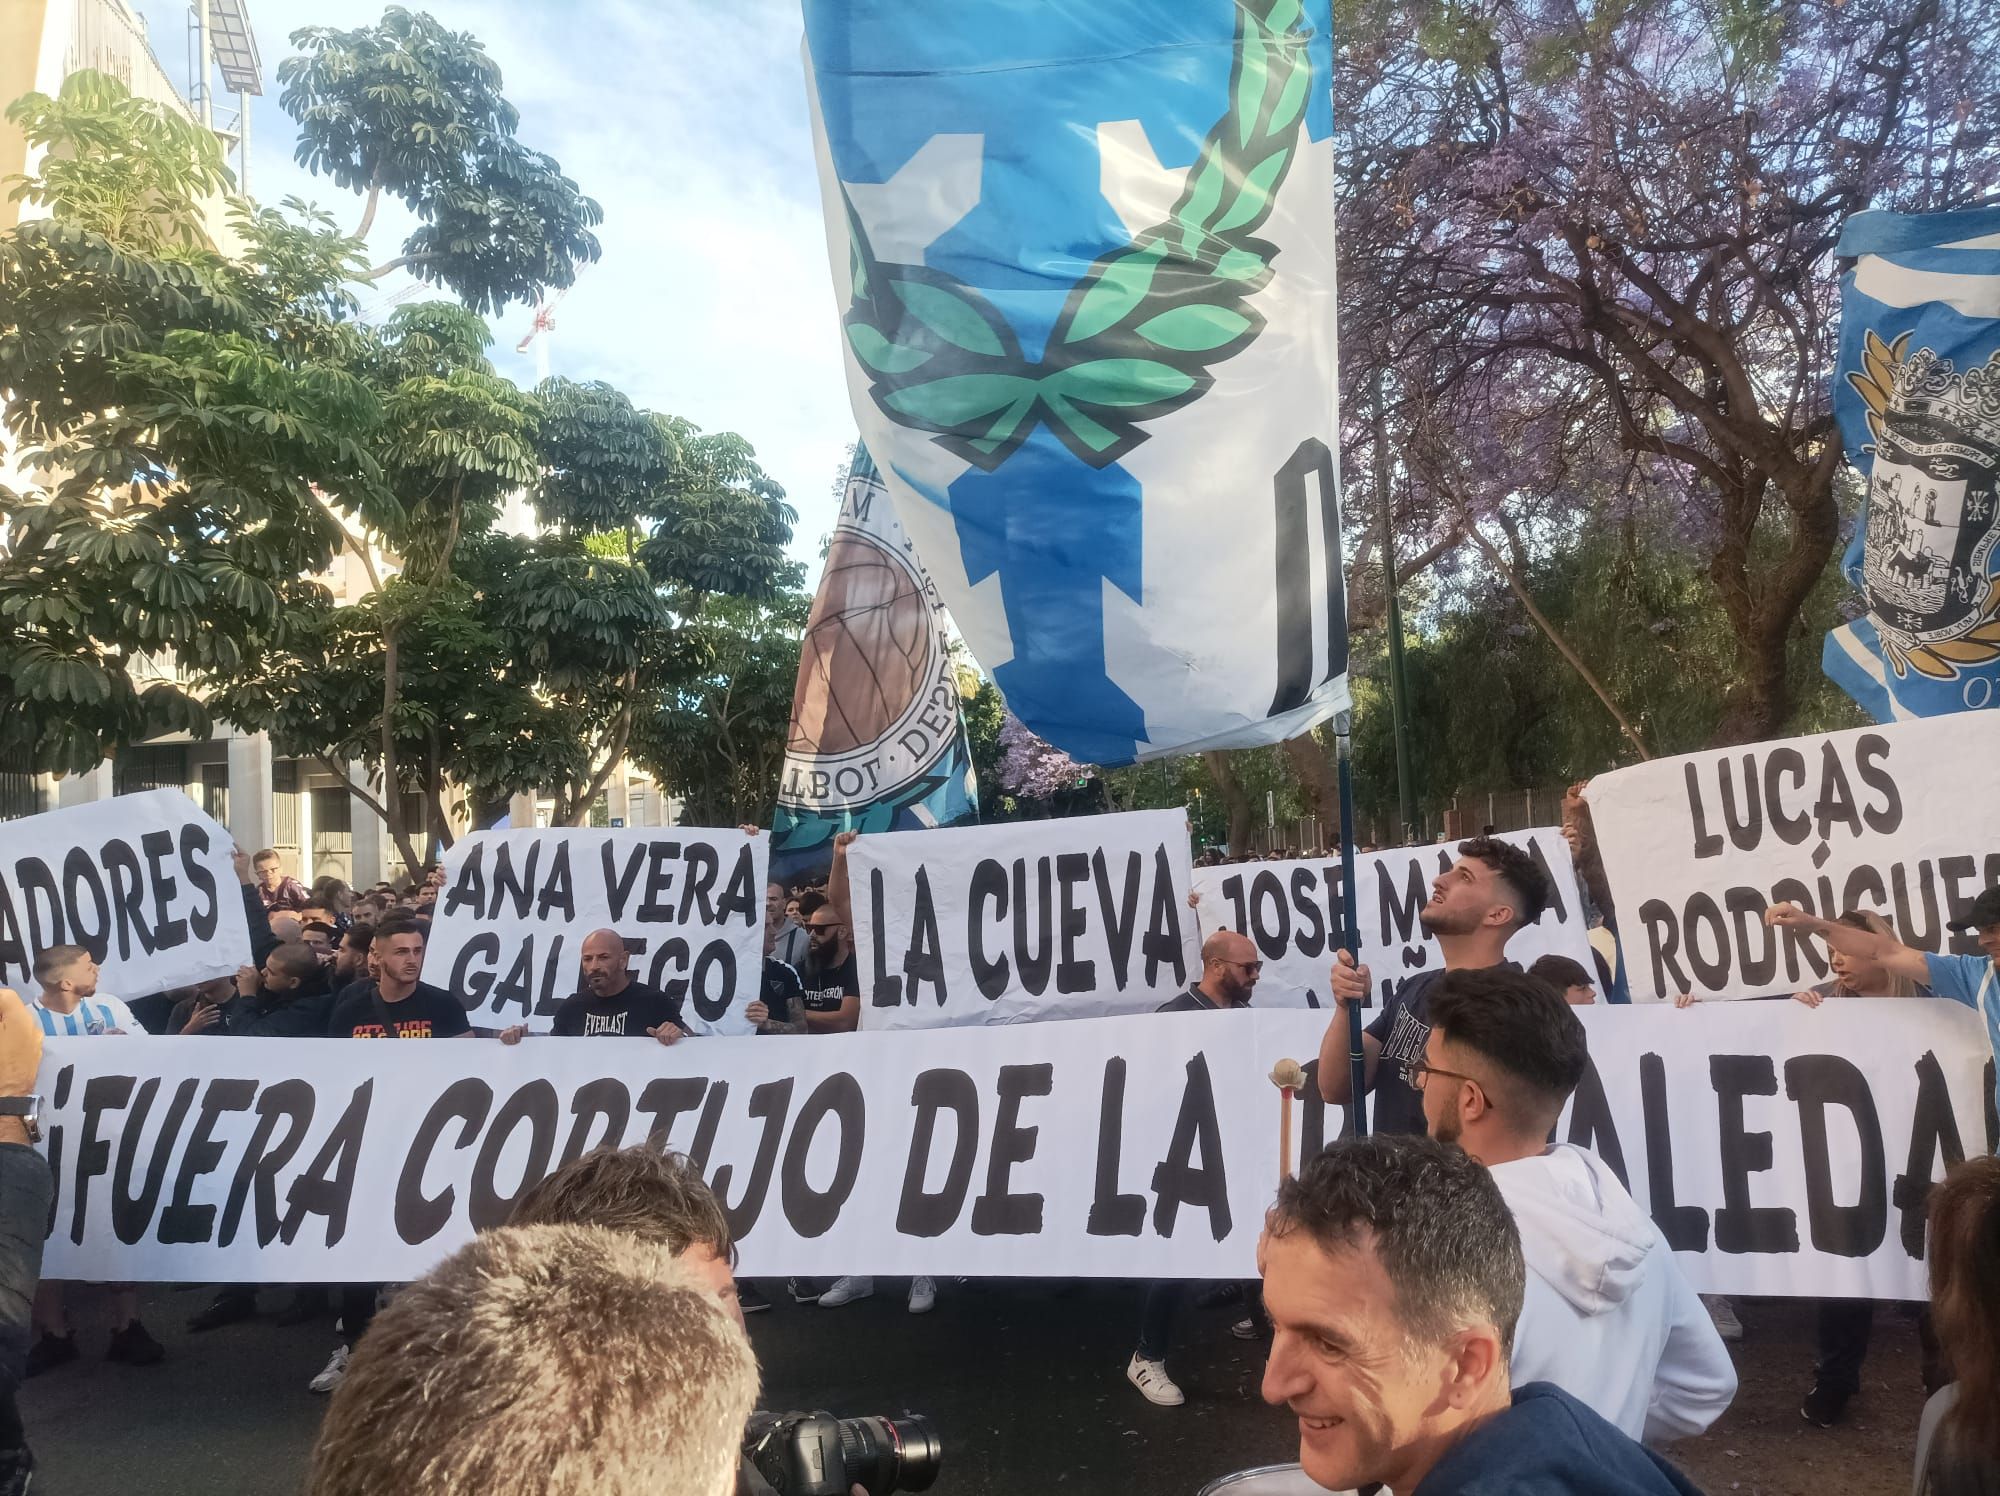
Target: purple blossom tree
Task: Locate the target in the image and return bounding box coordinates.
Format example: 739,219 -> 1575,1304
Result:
997,709 -> 1087,802
1338,0 -> 2000,741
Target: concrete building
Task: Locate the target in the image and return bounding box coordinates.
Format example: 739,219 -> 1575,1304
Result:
1,0 -> 681,882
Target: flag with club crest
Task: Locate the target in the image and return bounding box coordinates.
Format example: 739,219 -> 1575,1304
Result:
800,0 -> 1349,766
1826,206 -> 2000,721
771,445 -> 978,881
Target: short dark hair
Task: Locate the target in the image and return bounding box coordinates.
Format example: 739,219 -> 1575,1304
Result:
1270,1134 -> 1525,1354
267,944 -> 322,983
510,1145 -> 732,1260
341,926 -> 375,952
32,944 -> 90,984
253,848 -> 281,865
373,913 -> 425,944
796,890 -> 829,919
1527,954 -> 1591,992
1457,836 -> 1551,927
1429,967 -> 1588,1121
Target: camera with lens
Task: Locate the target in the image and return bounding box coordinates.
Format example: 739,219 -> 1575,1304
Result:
743,1410 -> 941,1496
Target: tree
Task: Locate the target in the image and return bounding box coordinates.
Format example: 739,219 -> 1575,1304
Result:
636,590 -> 811,827
278,5 -> 601,312
1338,0 -> 2000,741
0,74 -> 382,774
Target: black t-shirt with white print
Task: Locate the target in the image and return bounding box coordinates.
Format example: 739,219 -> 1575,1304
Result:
797,950 -> 859,1014
1363,963 -> 1517,1136
550,981 -> 683,1037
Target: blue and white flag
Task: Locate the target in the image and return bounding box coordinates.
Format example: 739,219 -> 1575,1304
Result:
771,446 -> 978,882
1826,206 -> 2000,720
802,0 -> 1348,765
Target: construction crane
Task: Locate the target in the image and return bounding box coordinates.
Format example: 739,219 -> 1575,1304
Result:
514,290 -> 567,384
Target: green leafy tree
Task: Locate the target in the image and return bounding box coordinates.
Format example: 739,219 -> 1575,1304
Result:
278,5 -> 601,312
635,590 -> 811,827
0,73 -> 382,773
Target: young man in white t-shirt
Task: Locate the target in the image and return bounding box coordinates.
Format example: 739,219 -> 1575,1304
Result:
25,946 -> 164,1375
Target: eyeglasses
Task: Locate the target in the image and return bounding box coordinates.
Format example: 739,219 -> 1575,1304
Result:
1227,959 -> 1264,974
807,922 -> 846,933
1402,1059 -> 1482,1094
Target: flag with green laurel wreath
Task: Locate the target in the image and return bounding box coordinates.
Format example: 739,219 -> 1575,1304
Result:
803,0 -> 1349,767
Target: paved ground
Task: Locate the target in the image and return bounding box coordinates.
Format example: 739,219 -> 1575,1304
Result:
17,1282 -> 1929,1494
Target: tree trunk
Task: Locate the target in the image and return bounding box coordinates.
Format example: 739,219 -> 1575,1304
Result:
379,624 -> 423,876
1202,750 -> 1256,855
562,693 -> 636,827
354,164 -> 385,241
1709,473 -> 1840,747
1280,730 -> 1342,843
1467,524 -> 1654,761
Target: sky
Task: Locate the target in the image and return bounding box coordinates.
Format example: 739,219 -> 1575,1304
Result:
129,0 -> 853,563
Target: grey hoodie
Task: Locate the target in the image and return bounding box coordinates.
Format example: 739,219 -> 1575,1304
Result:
1491,1144 -> 1738,1443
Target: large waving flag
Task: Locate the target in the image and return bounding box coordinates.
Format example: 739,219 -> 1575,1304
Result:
771,445 -> 977,879
1826,206 -> 2000,720
801,0 -> 1348,765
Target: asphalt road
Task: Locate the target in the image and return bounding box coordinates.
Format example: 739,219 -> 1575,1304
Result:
16,1281 -> 1928,1495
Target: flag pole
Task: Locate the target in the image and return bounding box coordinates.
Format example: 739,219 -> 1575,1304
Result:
1335,710 -> 1367,1136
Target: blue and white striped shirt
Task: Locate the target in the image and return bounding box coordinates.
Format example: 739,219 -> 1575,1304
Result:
29,994 -> 144,1038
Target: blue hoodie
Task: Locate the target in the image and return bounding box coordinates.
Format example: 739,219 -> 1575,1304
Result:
1415,1383 -> 1706,1496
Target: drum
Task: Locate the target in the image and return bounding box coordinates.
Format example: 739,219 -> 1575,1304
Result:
1196,1464 -> 1348,1496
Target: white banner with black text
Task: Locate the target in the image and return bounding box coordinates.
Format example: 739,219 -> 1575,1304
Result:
1191,830 -> 1600,1008
847,810 -> 1201,1028
34,1000 -> 1993,1295
0,790 -> 250,997
1586,714 -> 2000,1000
420,828 -> 766,1034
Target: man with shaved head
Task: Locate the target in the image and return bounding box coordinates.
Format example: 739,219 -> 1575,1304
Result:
1126,925 -> 1263,1408
499,929 -> 686,1045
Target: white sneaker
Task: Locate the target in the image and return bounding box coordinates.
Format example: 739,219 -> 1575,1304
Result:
1702,1295 -> 1744,1342
308,1344 -> 350,1394
907,1276 -> 936,1314
819,1276 -> 875,1307
1126,1352 -> 1184,1407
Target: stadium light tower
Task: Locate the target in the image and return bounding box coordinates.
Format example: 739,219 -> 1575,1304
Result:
187,0 -> 262,197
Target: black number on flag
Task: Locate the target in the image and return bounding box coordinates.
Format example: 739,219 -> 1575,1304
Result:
1267,438 -> 1347,716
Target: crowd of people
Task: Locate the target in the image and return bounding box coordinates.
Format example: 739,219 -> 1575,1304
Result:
1,816 -> 1997,1495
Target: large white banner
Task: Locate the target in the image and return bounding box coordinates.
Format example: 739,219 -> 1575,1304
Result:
1192,830 -> 1599,1008
847,810 -> 1201,1029
36,1000 -> 1992,1295
802,0 -> 1348,767
1587,715 -> 2000,1000
0,790 -> 250,996
421,828 -> 766,1034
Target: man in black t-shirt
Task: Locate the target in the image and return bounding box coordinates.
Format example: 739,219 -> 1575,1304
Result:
1128,930 -> 1264,1409
499,929 -> 686,1045
794,892 -> 860,1034
313,913 -> 472,1400
1315,837 -> 1551,1136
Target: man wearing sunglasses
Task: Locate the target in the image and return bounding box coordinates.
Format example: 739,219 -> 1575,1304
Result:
1127,930 -> 1263,1407
1157,930 -> 1264,1012
1417,967 -> 1736,1442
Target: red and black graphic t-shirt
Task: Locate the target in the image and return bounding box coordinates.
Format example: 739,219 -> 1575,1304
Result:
327,982 -> 471,1040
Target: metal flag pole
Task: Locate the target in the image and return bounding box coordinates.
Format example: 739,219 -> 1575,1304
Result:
1334,710 -> 1367,1136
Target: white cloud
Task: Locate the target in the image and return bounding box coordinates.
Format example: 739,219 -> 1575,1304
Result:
131,0 -> 853,561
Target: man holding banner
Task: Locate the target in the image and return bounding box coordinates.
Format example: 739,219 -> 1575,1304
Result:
1315,839 -> 1555,1134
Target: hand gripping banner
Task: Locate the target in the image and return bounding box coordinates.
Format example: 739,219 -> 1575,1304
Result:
772,445 -> 979,882
1826,206 -> 2000,721
801,0 -> 1348,766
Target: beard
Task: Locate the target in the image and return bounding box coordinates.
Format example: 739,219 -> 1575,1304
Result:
1418,903 -> 1479,938
1429,1102 -> 1463,1147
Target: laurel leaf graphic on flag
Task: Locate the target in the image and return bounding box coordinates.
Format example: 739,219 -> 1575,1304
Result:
1846,329 -> 1911,450
838,0 -> 1316,471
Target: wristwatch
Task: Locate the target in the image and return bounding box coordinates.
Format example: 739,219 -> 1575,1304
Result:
0,1097 -> 42,1143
